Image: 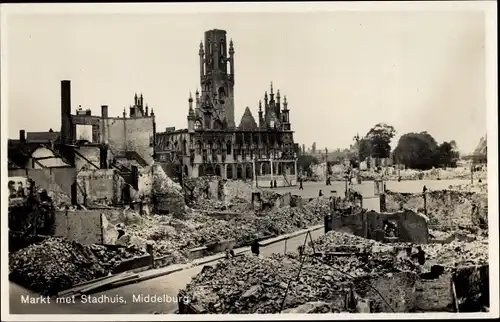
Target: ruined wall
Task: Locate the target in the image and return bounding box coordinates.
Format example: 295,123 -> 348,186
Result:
53,210 -> 103,245
76,169 -> 124,205
329,212 -> 367,237
104,117 -> 154,166
222,180 -> 254,204
24,168 -> 76,197
385,190 -> 488,228
28,147 -> 71,169
328,210 -> 429,243
74,145 -> 101,171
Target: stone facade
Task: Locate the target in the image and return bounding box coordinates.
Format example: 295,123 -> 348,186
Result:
155,29 -> 299,187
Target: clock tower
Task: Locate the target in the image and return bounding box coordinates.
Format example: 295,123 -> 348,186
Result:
198,29 -> 235,129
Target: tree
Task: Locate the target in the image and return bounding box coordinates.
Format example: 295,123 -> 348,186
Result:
393,132 -> 438,170
298,155 -> 319,175
365,123 -> 396,159
434,141 -> 459,167
394,132 -> 459,169
358,138 -> 372,161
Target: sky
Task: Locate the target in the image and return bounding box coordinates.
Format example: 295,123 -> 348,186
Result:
4,8 -> 488,154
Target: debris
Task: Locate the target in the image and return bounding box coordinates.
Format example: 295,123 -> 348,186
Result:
9,237 -> 146,295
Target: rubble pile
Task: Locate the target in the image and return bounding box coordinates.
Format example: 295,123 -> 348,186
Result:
183,254 -> 353,314
448,182 -> 488,193
184,176 -> 222,204
386,190 -> 488,229
152,164 -> 186,216
311,231 -> 489,271
421,239 -> 489,268
9,237 -> 146,295
124,198 -> 330,257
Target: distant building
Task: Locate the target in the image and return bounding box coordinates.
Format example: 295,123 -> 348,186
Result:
155,29 -> 298,187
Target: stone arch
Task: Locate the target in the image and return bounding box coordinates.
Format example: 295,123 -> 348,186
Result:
215,164 -> 222,177
278,163 -> 283,175
236,164 -> 243,179
198,164 -> 205,177
226,164 -> 233,179
246,164 -> 253,179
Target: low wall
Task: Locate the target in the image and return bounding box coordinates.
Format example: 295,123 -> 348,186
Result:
385,190 -> 488,228
54,210 -> 104,245
256,175 -> 297,188
111,254 -> 152,274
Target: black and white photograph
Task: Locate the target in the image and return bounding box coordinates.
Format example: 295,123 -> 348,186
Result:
1,1 -> 498,320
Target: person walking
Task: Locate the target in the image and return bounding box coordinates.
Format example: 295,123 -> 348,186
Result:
319,189 -> 323,197
299,177 -> 304,190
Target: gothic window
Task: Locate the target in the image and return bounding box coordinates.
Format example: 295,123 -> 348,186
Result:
195,120 -> 202,130
196,140 -> 202,154
218,87 -> 226,99
226,141 -> 232,154
213,119 -> 223,130
208,38 -> 212,55
182,139 -> 187,154
204,113 -> 211,129
220,41 -> 224,55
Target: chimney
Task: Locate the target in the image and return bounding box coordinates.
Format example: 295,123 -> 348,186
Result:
60,80 -> 73,144
19,130 -> 26,144
101,105 -> 108,118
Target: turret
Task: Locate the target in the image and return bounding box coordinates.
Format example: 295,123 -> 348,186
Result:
270,82 -> 274,102
188,92 -> 195,133
195,88 -> 200,110
229,39 -> 235,75
258,100 -> 264,128
199,41 -> 205,77
282,95 -> 291,131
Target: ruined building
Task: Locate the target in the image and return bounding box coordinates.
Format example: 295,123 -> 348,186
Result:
155,29 -> 299,187
9,80 -> 156,179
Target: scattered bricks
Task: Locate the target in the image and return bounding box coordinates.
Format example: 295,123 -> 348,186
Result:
385,190 -> 488,230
